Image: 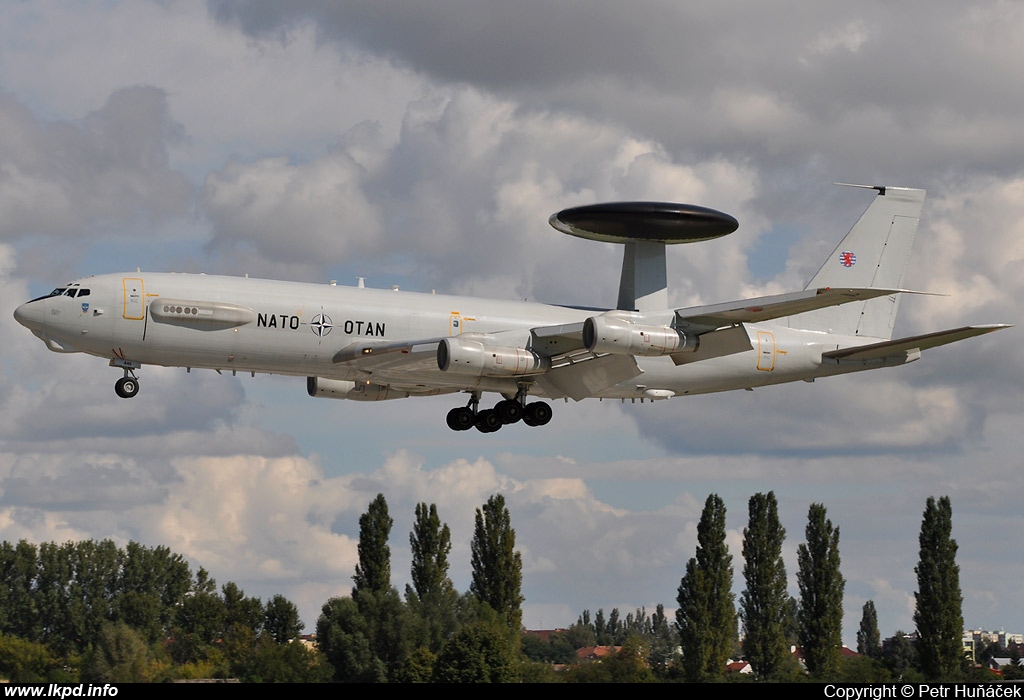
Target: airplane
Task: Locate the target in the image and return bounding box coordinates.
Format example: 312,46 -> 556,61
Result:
13,184 -> 1009,433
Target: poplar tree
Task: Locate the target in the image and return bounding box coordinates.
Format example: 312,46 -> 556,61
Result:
470,494 -> 523,632
353,493 -> 393,597
857,600 -> 881,658
676,493 -> 736,682
740,491 -> 789,681
407,502 -> 458,652
408,503 -> 454,602
913,496 -> 963,681
350,493 -> 408,677
797,503 -> 844,679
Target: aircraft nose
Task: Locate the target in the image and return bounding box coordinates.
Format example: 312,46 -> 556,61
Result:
14,300 -> 44,331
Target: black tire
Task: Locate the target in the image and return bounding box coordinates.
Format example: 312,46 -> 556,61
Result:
495,399 -> 524,424
446,406 -> 475,431
115,377 -> 139,399
524,401 -> 552,426
475,409 -> 502,433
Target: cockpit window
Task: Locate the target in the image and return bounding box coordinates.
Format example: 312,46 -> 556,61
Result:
77,289 -> 90,297
63,289 -> 77,297
50,288 -> 67,297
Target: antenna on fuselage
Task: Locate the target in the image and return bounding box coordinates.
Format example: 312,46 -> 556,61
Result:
548,202 -> 738,312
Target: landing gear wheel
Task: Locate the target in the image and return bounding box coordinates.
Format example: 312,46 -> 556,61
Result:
495,399 -> 524,424
523,401 -> 552,427
475,409 -> 502,433
446,406 -> 476,431
115,376 -> 139,399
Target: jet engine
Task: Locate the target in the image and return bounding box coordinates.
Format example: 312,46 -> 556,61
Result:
437,336 -> 547,376
583,314 -> 699,356
306,377 -> 411,401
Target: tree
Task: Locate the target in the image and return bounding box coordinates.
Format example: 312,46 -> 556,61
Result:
857,600 -> 881,658
882,630 -> 920,681
353,494 -> 393,597
432,621 -> 520,683
264,594 -> 303,644
470,494 -> 523,632
739,491 -> 789,681
913,495 -> 963,681
315,596 -> 386,683
406,503 -> 458,652
408,503 -> 454,602
797,503 -> 844,679
676,493 -> 736,682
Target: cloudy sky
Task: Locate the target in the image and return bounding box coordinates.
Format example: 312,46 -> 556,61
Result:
1,0 -> 1021,646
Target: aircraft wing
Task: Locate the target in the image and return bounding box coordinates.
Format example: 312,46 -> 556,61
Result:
332,338 -> 443,375
822,324 -> 1011,362
674,287 -> 915,332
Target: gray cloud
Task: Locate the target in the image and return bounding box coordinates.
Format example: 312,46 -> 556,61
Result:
0,87 -> 191,240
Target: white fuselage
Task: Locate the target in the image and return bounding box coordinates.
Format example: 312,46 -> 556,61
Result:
15,272 -> 896,402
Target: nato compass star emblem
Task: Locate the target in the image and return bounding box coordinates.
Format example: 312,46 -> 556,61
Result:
310,312 -> 333,339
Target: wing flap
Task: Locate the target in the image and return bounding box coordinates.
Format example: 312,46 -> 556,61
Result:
535,354 -> 641,401
530,321 -> 587,357
671,324 -> 753,365
822,324 -> 1011,361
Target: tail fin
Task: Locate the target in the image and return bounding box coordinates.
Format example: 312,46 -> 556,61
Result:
795,185 -> 926,339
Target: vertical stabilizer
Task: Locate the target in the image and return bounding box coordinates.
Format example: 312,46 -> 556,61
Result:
795,185 -> 925,339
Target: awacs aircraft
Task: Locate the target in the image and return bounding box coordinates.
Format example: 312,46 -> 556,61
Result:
13,184 -> 1009,433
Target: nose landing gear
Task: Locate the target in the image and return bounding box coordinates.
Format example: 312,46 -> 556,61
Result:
110,356 -> 141,399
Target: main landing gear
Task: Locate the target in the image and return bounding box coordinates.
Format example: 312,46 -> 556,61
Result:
445,392 -> 552,433
111,357 -> 141,399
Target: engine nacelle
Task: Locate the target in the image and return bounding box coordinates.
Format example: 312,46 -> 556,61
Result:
583,314 -> 698,356
437,336 -> 547,376
306,377 -> 410,401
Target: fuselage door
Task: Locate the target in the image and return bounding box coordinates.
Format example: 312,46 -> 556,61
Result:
449,313 -> 462,336
756,330 -> 776,371
123,278 -> 145,320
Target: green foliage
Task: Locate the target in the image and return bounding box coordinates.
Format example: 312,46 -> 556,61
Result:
740,491 -> 790,681
470,493 -> 523,633
397,646 -> 436,683
882,630 -> 921,681
264,594 -> 303,644
857,600 -> 881,658
315,596 -> 386,682
677,493 -> 736,682
406,502 -> 459,653
82,622 -> 170,683
432,617 -> 521,683
353,493 -> 393,597
838,653 -> 893,683
0,632 -> 70,682
355,587 -> 410,678
605,635 -> 656,683
797,503 -> 844,679
222,582 -> 264,634
913,496 -> 964,681
239,638 -> 332,683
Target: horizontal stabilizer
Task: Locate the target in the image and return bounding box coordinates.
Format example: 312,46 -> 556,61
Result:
676,287 -> 917,332
822,324 -> 1011,361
